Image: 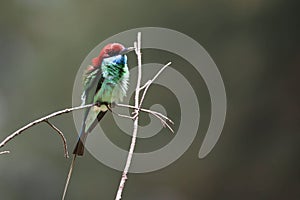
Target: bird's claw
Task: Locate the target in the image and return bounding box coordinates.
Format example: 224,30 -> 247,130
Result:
95,102 -> 101,107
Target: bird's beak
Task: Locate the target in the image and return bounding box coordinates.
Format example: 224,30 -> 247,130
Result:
119,47 -> 135,55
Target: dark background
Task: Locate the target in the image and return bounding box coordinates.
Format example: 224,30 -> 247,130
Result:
0,0 -> 299,199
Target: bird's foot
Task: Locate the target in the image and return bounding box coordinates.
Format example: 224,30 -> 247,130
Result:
95,102 -> 101,107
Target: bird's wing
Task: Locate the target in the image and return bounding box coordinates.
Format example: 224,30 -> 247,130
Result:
81,66 -> 103,105
80,67 -> 104,132
74,66 -> 106,155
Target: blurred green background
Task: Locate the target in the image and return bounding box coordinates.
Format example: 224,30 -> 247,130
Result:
0,0 -> 299,199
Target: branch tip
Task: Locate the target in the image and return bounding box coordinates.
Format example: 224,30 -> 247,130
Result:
0,150 -> 10,155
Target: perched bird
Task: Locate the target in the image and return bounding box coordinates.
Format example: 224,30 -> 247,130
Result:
73,43 -> 133,156
62,43 -> 134,200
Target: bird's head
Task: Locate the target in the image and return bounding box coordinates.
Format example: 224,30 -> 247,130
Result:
92,43 -> 134,67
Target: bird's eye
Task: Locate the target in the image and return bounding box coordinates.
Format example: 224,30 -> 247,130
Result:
110,50 -> 118,56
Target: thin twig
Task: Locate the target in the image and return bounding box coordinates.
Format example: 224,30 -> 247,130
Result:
0,103 -> 95,153
115,103 -> 174,125
148,112 -> 174,133
139,62 -> 172,108
139,80 -> 151,91
113,106 -> 174,133
140,108 -> 174,124
115,32 -> 142,200
62,155 -> 77,200
108,105 -> 135,120
115,103 -> 136,110
0,150 -> 10,155
45,120 -> 69,158
109,110 -> 135,120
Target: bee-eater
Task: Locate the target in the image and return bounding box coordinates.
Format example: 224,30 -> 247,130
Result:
73,43 -> 133,156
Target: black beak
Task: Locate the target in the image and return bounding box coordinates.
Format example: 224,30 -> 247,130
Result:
119,47 -> 135,55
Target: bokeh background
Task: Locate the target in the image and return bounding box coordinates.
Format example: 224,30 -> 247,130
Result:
0,0 -> 299,199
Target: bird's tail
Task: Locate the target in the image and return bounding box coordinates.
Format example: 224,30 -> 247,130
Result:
73,111 -> 107,156
72,134 -> 86,156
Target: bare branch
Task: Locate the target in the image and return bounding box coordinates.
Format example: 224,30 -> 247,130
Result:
113,104 -> 174,132
45,120 -> 69,158
115,32 -> 142,200
140,108 -> 174,124
0,103 -> 95,154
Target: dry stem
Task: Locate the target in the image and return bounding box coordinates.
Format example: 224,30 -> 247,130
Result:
114,33 -> 173,200
62,155 -> 77,200
139,62 -> 172,108
45,120 -> 69,158
115,32 -> 142,200
0,103 -> 95,155
115,103 -> 174,133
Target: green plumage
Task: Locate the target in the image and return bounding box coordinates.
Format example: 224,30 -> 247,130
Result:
73,54 -> 129,155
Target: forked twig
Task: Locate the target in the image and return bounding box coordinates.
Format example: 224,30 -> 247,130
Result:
139,62 -> 172,108
114,103 -> 174,133
108,106 -> 135,120
146,111 -> 174,133
115,32 -> 142,200
140,108 -> 173,124
114,32 -> 173,200
0,103 -> 95,155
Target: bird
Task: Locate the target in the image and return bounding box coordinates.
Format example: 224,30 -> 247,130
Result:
73,43 -> 134,156
62,43 -> 134,200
